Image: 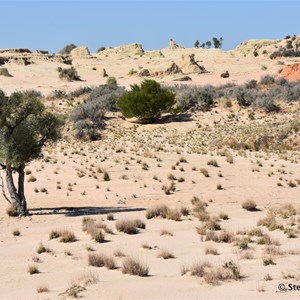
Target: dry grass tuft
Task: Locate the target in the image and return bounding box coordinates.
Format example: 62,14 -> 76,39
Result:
190,261 -> 211,277
242,200 -> 257,211
122,257 -> 149,276
36,242 -> 51,254
88,253 -> 116,269
37,285 -> 49,293
205,245 -> 219,255
160,229 -> 174,236
49,229 -> 61,240
115,219 -> 145,234
59,230 -> 76,243
157,250 -> 175,259
28,264 -> 39,275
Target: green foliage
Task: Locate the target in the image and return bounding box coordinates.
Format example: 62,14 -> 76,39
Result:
0,90 -> 63,169
118,80 -> 175,123
205,41 -> 212,48
194,40 -> 200,48
212,37 -> 223,49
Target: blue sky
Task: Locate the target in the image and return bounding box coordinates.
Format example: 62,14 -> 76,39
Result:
1,0 -> 299,53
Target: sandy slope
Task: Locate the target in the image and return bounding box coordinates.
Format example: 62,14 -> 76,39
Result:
0,43 -> 300,299
0,104 -> 300,299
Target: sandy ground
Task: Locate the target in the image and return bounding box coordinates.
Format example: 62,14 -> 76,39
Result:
0,44 -> 300,299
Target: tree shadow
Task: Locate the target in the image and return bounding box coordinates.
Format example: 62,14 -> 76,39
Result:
29,206 -> 146,217
157,113 -> 193,124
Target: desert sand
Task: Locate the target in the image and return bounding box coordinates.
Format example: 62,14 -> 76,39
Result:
0,38 -> 300,300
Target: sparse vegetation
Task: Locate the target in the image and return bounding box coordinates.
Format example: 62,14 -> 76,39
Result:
28,265 -> 39,275
59,230 -> 76,243
57,66 -> 81,81
122,257 -> 149,276
115,219 -> 145,234
242,200 -> 257,211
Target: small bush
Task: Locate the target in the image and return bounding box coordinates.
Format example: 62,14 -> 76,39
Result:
122,257 -> 149,276
242,200 -> 257,211
93,230 -> 105,243
162,181 -> 176,194
115,219 -> 145,234
36,242 -> 51,254
257,216 -> 283,231
173,85 -> 215,112
263,258 -> 276,266
106,76 -> 117,85
59,230 -> 76,243
190,261 -> 211,277
207,159 -> 219,167
157,250 -> 175,259
191,196 -> 208,213
260,75 -> 275,85
205,245 -> 219,255
244,80 -> 257,89
28,265 -> 39,275
88,253 -> 105,267
58,66 -> 81,81
107,213 -> 114,221
146,205 -> 169,219
49,229 -> 61,239
12,229 -> 20,236
37,286 -> 49,293
27,175 -> 37,182
103,171 -> 110,181
160,229 -> 173,236
118,80 -> 176,123
88,253 -> 116,269
71,99 -> 106,141
69,86 -> 92,98
166,208 -> 182,221
223,260 -> 240,279
0,67 -> 11,77
196,218 -> 221,235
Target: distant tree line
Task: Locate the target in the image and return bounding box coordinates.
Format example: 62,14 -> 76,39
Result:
194,37 -> 223,49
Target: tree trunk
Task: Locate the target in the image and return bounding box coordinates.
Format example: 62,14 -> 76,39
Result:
6,165 -> 27,216
17,166 -> 27,214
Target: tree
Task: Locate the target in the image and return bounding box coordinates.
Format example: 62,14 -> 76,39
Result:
0,90 -> 63,215
194,40 -> 200,48
205,41 -> 212,48
213,37 -> 223,49
118,80 -> 175,123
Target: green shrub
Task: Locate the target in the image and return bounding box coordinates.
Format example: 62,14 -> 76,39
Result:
118,80 -> 175,123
